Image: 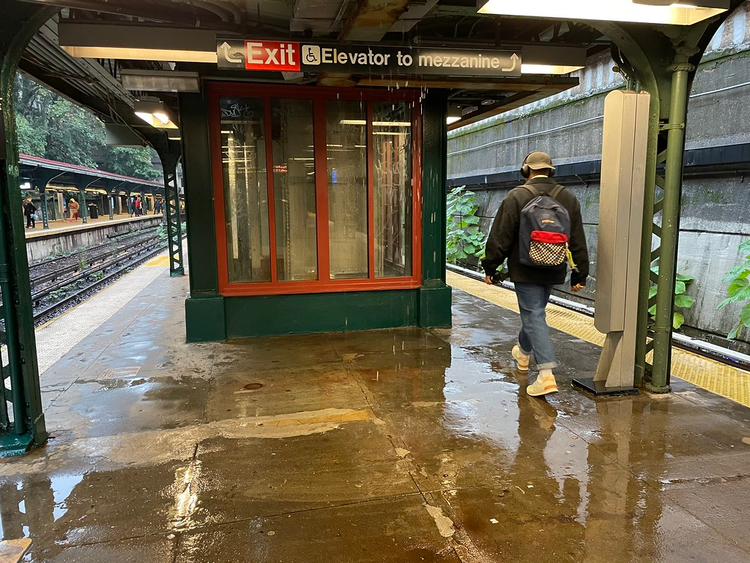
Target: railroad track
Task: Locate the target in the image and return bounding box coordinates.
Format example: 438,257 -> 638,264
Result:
0,227 -> 172,331
32,241 -> 169,324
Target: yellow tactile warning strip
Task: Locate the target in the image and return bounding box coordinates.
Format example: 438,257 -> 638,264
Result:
0,538 -> 32,563
447,271 -> 750,408
145,255 -> 170,267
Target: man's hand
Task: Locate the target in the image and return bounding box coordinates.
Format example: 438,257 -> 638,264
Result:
485,276 -> 493,285
571,284 -> 584,292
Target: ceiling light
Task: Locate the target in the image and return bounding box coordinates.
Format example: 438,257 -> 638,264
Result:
477,0 -> 728,25
120,70 -> 200,93
134,99 -> 178,130
58,21 -> 217,62
339,120 -> 412,126
521,64 -> 585,75
446,116 -> 462,125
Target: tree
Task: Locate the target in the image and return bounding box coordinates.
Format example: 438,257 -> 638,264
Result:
104,147 -> 161,181
13,73 -> 161,181
45,99 -> 104,168
16,113 -> 46,156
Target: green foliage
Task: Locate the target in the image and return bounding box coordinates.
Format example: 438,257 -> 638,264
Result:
446,186 -> 486,265
717,239 -> 750,340
13,73 -> 160,180
104,147 -> 161,181
46,99 -> 105,168
156,224 -> 168,240
49,288 -> 68,301
648,260 -> 695,330
17,113 -> 46,156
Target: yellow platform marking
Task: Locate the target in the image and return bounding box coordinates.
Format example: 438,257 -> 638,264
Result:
0,539 -> 31,563
447,271 -> 750,408
145,255 -> 170,267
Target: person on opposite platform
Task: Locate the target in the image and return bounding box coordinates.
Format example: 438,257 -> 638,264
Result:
68,197 -> 80,222
482,151 -> 589,397
24,197 -> 37,229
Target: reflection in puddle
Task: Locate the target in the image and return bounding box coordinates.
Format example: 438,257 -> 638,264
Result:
0,472 -> 86,541
170,458 -> 201,531
51,474 -> 85,522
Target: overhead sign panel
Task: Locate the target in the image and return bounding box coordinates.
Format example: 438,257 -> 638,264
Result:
217,40 -> 521,77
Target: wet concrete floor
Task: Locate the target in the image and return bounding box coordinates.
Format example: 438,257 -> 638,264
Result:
3,271 -> 750,562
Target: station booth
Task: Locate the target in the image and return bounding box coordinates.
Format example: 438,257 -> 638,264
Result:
181,50 -> 457,341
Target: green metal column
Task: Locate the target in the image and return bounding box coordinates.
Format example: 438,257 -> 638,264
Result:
601,13 -> 731,393
418,89 -> 452,328
634,94 -> 662,388
648,65 -> 691,393
39,186 -> 49,229
161,150 -> 184,276
178,92 -> 225,341
0,1 -> 54,455
78,185 -> 88,224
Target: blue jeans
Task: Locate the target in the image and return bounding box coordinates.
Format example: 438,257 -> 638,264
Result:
514,283 -> 557,370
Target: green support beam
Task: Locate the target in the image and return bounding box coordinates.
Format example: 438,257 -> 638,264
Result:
599,6 -> 736,393
0,0 -> 55,456
159,148 -> 184,277
419,90 -> 452,328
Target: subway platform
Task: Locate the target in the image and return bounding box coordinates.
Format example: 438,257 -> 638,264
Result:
2,260 -> 750,561
24,213 -> 163,239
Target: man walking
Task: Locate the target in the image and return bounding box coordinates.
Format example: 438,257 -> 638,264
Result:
482,151 -> 589,397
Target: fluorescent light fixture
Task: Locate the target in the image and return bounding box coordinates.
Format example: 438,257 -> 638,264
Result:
134,98 -> 178,130
64,46 -> 217,63
477,0 -> 728,25
446,116 -> 462,125
58,20 -> 217,62
120,70 -> 200,93
340,120 -> 412,126
521,64 -> 585,75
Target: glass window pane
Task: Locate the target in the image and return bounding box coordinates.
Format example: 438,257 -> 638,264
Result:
374,102 -> 412,278
220,97 -> 270,283
327,100 -> 368,280
271,99 -> 318,281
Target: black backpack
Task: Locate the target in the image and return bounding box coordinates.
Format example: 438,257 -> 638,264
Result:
518,185 -> 571,268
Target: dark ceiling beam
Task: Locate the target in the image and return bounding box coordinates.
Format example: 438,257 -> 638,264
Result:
17,0 -> 257,32
358,76 -> 579,91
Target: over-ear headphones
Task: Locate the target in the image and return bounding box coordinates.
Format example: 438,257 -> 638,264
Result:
520,152 -> 533,179
520,151 -> 555,178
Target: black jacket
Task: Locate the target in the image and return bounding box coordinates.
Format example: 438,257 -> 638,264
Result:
482,177 -> 589,286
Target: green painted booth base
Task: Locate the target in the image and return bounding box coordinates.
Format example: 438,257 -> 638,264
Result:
0,433 -> 35,458
185,285 -> 452,342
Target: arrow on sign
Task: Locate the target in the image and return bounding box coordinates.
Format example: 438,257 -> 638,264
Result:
219,41 -> 243,64
502,53 -> 520,73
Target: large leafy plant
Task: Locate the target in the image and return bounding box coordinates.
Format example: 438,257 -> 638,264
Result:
648,259 -> 694,330
718,239 -> 750,340
446,186 -> 486,265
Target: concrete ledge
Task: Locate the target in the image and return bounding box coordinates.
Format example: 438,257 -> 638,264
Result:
26,216 -> 163,263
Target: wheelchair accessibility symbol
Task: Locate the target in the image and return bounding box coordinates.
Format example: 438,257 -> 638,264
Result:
302,45 -> 321,66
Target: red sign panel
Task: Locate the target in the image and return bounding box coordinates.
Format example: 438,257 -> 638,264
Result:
245,41 -> 300,71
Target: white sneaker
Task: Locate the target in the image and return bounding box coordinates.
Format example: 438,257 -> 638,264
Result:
512,345 -> 530,372
527,369 -> 558,397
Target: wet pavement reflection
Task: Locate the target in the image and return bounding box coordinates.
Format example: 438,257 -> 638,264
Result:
3,275 -> 750,562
